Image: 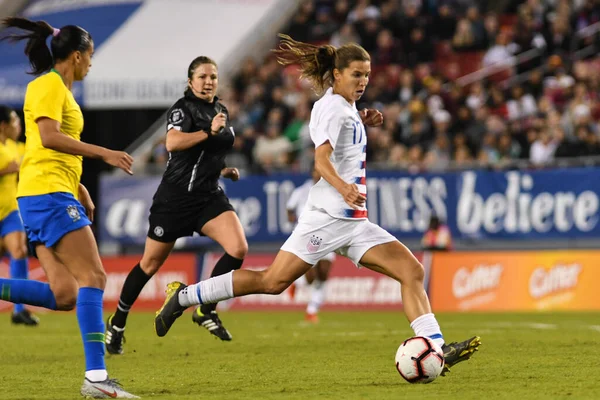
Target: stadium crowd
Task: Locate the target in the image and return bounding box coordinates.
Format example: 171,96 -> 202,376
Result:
147,0 -> 600,174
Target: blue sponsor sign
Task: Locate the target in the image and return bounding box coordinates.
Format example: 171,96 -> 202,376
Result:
98,168 -> 600,247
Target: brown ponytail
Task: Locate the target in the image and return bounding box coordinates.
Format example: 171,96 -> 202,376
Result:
272,33 -> 370,95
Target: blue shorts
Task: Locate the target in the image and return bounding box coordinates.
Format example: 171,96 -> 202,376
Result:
0,210 -> 25,238
18,192 -> 91,248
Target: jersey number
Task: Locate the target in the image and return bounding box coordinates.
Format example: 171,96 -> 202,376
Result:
352,121 -> 364,145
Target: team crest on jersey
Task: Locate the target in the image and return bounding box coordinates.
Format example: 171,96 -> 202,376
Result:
66,205 -> 81,222
154,226 -> 164,237
168,108 -> 184,124
306,235 -> 322,253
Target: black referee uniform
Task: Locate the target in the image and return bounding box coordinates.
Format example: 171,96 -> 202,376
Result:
148,90 -> 235,243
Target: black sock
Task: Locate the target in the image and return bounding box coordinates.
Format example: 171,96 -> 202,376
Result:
201,253 -> 243,314
111,263 -> 152,329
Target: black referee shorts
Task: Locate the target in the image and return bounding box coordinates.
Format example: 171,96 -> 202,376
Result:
147,185 -> 234,243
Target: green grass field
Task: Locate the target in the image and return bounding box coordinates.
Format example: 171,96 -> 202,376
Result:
1,311 -> 599,400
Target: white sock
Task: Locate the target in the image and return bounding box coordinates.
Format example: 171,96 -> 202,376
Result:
306,280 -> 326,315
85,369 -> 108,382
410,313 -> 444,347
179,271 -> 234,307
295,274 -> 309,288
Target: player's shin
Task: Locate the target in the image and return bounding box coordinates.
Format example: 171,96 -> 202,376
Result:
0,278 -> 58,310
401,284 -> 445,348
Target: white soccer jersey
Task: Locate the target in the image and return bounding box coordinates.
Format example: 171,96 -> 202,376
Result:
286,179 -> 313,219
306,88 -> 367,219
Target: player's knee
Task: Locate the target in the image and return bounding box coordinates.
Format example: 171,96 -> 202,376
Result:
140,257 -> 163,276
261,274 -> 290,295
53,284 -> 78,311
226,239 -> 248,260
83,268 -> 107,290
405,260 -> 425,285
10,245 -> 28,260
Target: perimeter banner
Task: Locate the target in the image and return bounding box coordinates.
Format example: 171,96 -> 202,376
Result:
429,250 -> 600,311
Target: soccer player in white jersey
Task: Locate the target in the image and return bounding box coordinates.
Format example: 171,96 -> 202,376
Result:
155,34 -> 481,374
287,167 -> 335,323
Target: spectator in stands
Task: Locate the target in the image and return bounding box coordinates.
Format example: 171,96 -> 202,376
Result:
530,129 -> 558,164
543,16 -> 572,56
421,215 -> 452,251
253,121 -> 292,171
347,0 -> 380,23
372,29 -> 403,66
482,31 -> 515,70
405,27 -> 435,66
507,85 -> 538,120
309,6 -> 339,42
434,3 -> 457,41
452,18 -> 477,51
330,23 -> 360,47
465,6 -> 487,49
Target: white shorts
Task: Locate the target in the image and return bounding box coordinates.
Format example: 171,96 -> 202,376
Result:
281,208 -> 397,266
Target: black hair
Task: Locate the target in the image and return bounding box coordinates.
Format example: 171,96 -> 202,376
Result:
184,56 -> 217,95
1,17 -> 93,75
0,105 -> 13,124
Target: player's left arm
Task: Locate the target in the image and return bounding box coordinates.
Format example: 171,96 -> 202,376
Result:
78,183 -> 95,222
359,108 -> 383,127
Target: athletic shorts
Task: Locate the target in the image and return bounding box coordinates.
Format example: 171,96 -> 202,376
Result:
17,192 -> 91,248
281,208 -> 396,266
148,184 -> 234,243
0,210 -> 25,238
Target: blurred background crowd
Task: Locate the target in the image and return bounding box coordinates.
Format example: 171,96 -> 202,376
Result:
145,0 -> 600,175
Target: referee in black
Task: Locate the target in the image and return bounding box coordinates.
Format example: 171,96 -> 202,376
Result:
105,56 -> 248,354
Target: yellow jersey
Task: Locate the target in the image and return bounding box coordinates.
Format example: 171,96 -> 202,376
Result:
0,139 -> 22,221
17,70 -> 84,198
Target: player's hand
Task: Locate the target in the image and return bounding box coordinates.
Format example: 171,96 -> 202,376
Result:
340,183 -> 366,210
78,184 -> 95,222
4,161 -> 20,174
221,167 -> 240,181
360,108 -> 383,127
103,150 -> 134,175
211,113 -> 227,135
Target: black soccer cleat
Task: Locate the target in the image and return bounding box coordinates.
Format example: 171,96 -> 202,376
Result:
192,307 -> 232,341
441,336 -> 481,375
11,309 -> 39,326
154,281 -> 188,337
105,315 -> 125,355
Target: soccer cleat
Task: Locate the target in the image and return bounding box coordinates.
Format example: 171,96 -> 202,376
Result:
80,377 -> 139,398
154,281 -> 187,337
11,309 -> 39,326
304,312 -> 319,324
441,336 -> 481,375
192,307 -> 232,341
105,315 -> 125,355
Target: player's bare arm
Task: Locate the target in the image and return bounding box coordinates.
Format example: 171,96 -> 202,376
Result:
314,141 -> 365,210
37,117 -> 133,174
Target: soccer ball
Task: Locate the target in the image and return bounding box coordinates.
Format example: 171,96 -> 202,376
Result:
395,336 -> 445,384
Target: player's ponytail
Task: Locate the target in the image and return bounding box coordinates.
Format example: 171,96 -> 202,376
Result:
273,34 -> 336,95
273,33 -> 370,95
1,17 -> 93,76
1,17 -> 54,75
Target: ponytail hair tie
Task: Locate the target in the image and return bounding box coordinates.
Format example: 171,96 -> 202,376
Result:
52,28 -> 60,37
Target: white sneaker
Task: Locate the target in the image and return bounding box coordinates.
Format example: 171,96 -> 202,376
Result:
80,377 -> 140,398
